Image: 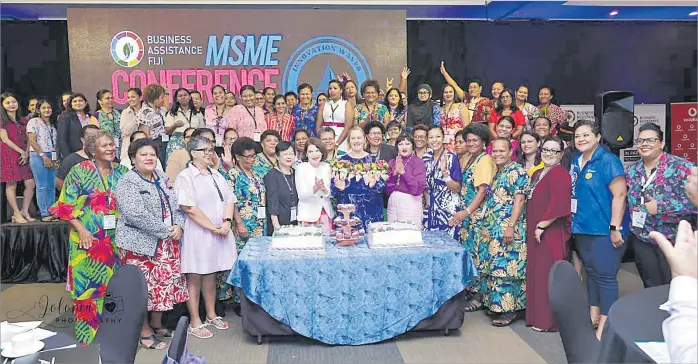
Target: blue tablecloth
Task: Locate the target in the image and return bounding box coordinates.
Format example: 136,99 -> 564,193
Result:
228,231 -> 477,345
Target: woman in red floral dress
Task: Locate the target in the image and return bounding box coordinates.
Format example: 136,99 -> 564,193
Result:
440,85 -> 470,152
0,92 -> 35,223
115,138 -> 188,350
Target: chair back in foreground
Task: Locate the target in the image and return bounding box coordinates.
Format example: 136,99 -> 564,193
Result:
164,316 -> 189,364
92,264 -> 148,364
548,260 -> 600,363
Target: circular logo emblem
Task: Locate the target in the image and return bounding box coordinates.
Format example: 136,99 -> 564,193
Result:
566,110 -> 576,124
689,107 -> 697,117
282,36 -> 372,95
111,31 -> 144,68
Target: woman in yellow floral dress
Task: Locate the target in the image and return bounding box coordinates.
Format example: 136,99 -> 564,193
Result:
479,137 -> 530,327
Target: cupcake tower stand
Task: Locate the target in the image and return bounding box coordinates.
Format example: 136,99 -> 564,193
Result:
330,204 -> 364,247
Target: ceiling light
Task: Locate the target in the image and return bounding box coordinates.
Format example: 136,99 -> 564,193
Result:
609,10 -> 619,16
690,11 -> 698,16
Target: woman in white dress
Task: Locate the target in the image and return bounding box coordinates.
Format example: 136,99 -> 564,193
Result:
176,135 -> 242,339
317,79 -> 354,152
295,137 -> 335,233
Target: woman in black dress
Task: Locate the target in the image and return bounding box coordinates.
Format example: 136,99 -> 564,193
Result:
264,141 -> 299,235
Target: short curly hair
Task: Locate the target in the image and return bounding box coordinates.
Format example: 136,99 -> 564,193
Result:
84,130 -> 113,159
143,84 -> 166,104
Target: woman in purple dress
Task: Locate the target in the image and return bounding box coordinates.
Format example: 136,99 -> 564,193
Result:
386,133 -> 426,227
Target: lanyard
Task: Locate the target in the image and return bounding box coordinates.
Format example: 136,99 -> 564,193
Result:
134,169 -> 174,225
275,112 -> 287,131
275,167 -> 295,194
92,160 -> 114,208
245,106 -> 257,129
262,152 -> 276,168
43,120 -> 56,151
364,102 -> 376,122
640,167 -> 658,205
239,167 -> 264,205
429,149 -> 446,180
329,101 -> 340,122
178,109 -> 192,124
207,167 -> 224,202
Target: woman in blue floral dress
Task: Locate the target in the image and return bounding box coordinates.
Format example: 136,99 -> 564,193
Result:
333,126 -> 385,231
479,138 -> 530,327
291,84 -> 321,137
423,126 -> 462,239
227,137 -> 266,251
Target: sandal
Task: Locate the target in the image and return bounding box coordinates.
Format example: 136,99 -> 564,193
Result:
464,297 -> 484,312
21,212 -> 36,222
591,318 -> 600,330
11,213 -> 27,224
151,326 -> 174,338
140,334 -> 168,350
187,324 -> 213,339
485,309 -> 499,317
41,216 -> 54,222
492,312 -> 517,327
206,316 -> 229,330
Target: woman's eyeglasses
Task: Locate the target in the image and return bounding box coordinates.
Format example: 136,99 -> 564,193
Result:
635,137 -> 661,145
194,148 -> 215,155
238,153 -> 257,161
541,148 -> 562,155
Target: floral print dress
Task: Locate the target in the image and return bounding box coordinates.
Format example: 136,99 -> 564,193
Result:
49,161 -> 128,345
227,167 -> 267,251
354,103 -> 390,126
422,150 -> 462,239
457,152 -> 497,294
94,110 -> 122,157
441,103 -> 466,152
292,104 -> 320,137
479,162 -> 530,313
333,154 -> 386,231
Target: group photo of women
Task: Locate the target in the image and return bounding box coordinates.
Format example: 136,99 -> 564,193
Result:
1,63 -> 696,351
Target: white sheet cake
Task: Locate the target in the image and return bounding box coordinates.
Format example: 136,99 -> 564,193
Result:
367,221 -> 424,249
270,225 -> 325,251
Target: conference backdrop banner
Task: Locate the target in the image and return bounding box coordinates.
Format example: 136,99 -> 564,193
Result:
67,8 -> 406,105
670,103 -> 698,164
561,104 -> 667,168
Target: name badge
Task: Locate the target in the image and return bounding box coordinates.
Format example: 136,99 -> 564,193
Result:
253,132 -> 261,142
257,206 -> 266,219
443,134 -> 452,144
103,214 -> 117,230
632,211 -> 647,228
290,206 -> 297,222
163,217 -> 172,226
571,199 -> 578,213
161,134 -> 170,142
216,137 -> 223,147
50,152 -> 58,161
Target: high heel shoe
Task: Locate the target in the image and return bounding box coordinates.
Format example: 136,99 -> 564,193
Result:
21,211 -> 36,222
11,213 -> 28,224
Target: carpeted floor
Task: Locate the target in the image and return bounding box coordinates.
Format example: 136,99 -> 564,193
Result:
0,263 -> 645,364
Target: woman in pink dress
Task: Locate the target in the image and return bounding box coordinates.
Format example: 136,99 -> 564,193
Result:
0,92 -> 35,223
204,85 -> 234,147
440,85 -> 470,152
176,135 -> 243,339
229,85 -> 267,141
536,86 -> 566,135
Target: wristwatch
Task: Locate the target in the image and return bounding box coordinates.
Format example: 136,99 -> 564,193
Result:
609,225 -> 623,232
38,152 -> 45,157
223,218 -> 233,223
536,225 -> 547,230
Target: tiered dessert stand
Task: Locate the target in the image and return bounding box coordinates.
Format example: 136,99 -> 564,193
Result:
330,204 -> 364,247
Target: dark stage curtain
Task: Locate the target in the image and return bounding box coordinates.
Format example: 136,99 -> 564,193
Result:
1,221 -> 69,283
1,20 -> 71,109
407,21 -> 697,105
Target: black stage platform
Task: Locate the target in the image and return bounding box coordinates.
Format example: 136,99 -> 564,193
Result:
1,221 -> 68,283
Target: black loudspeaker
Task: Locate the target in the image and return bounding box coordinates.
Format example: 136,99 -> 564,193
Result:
595,91 -> 635,149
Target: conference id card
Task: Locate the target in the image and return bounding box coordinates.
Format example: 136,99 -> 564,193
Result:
163,217 -> 172,226
253,132 -> 261,142
50,152 -> 58,161
103,214 -> 116,230
290,206 -> 297,222
257,206 -> 266,219
570,199 -> 578,213
216,137 -> 223,147
632,211 -> 647,228
161,134 -> 170,142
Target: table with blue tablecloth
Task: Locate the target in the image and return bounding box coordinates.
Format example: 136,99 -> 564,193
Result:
228,231 -> 477,345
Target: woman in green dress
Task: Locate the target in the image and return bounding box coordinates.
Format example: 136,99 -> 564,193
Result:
90,90 -> 122,158
49,130 -> 128,345
479,137 -> 530,327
